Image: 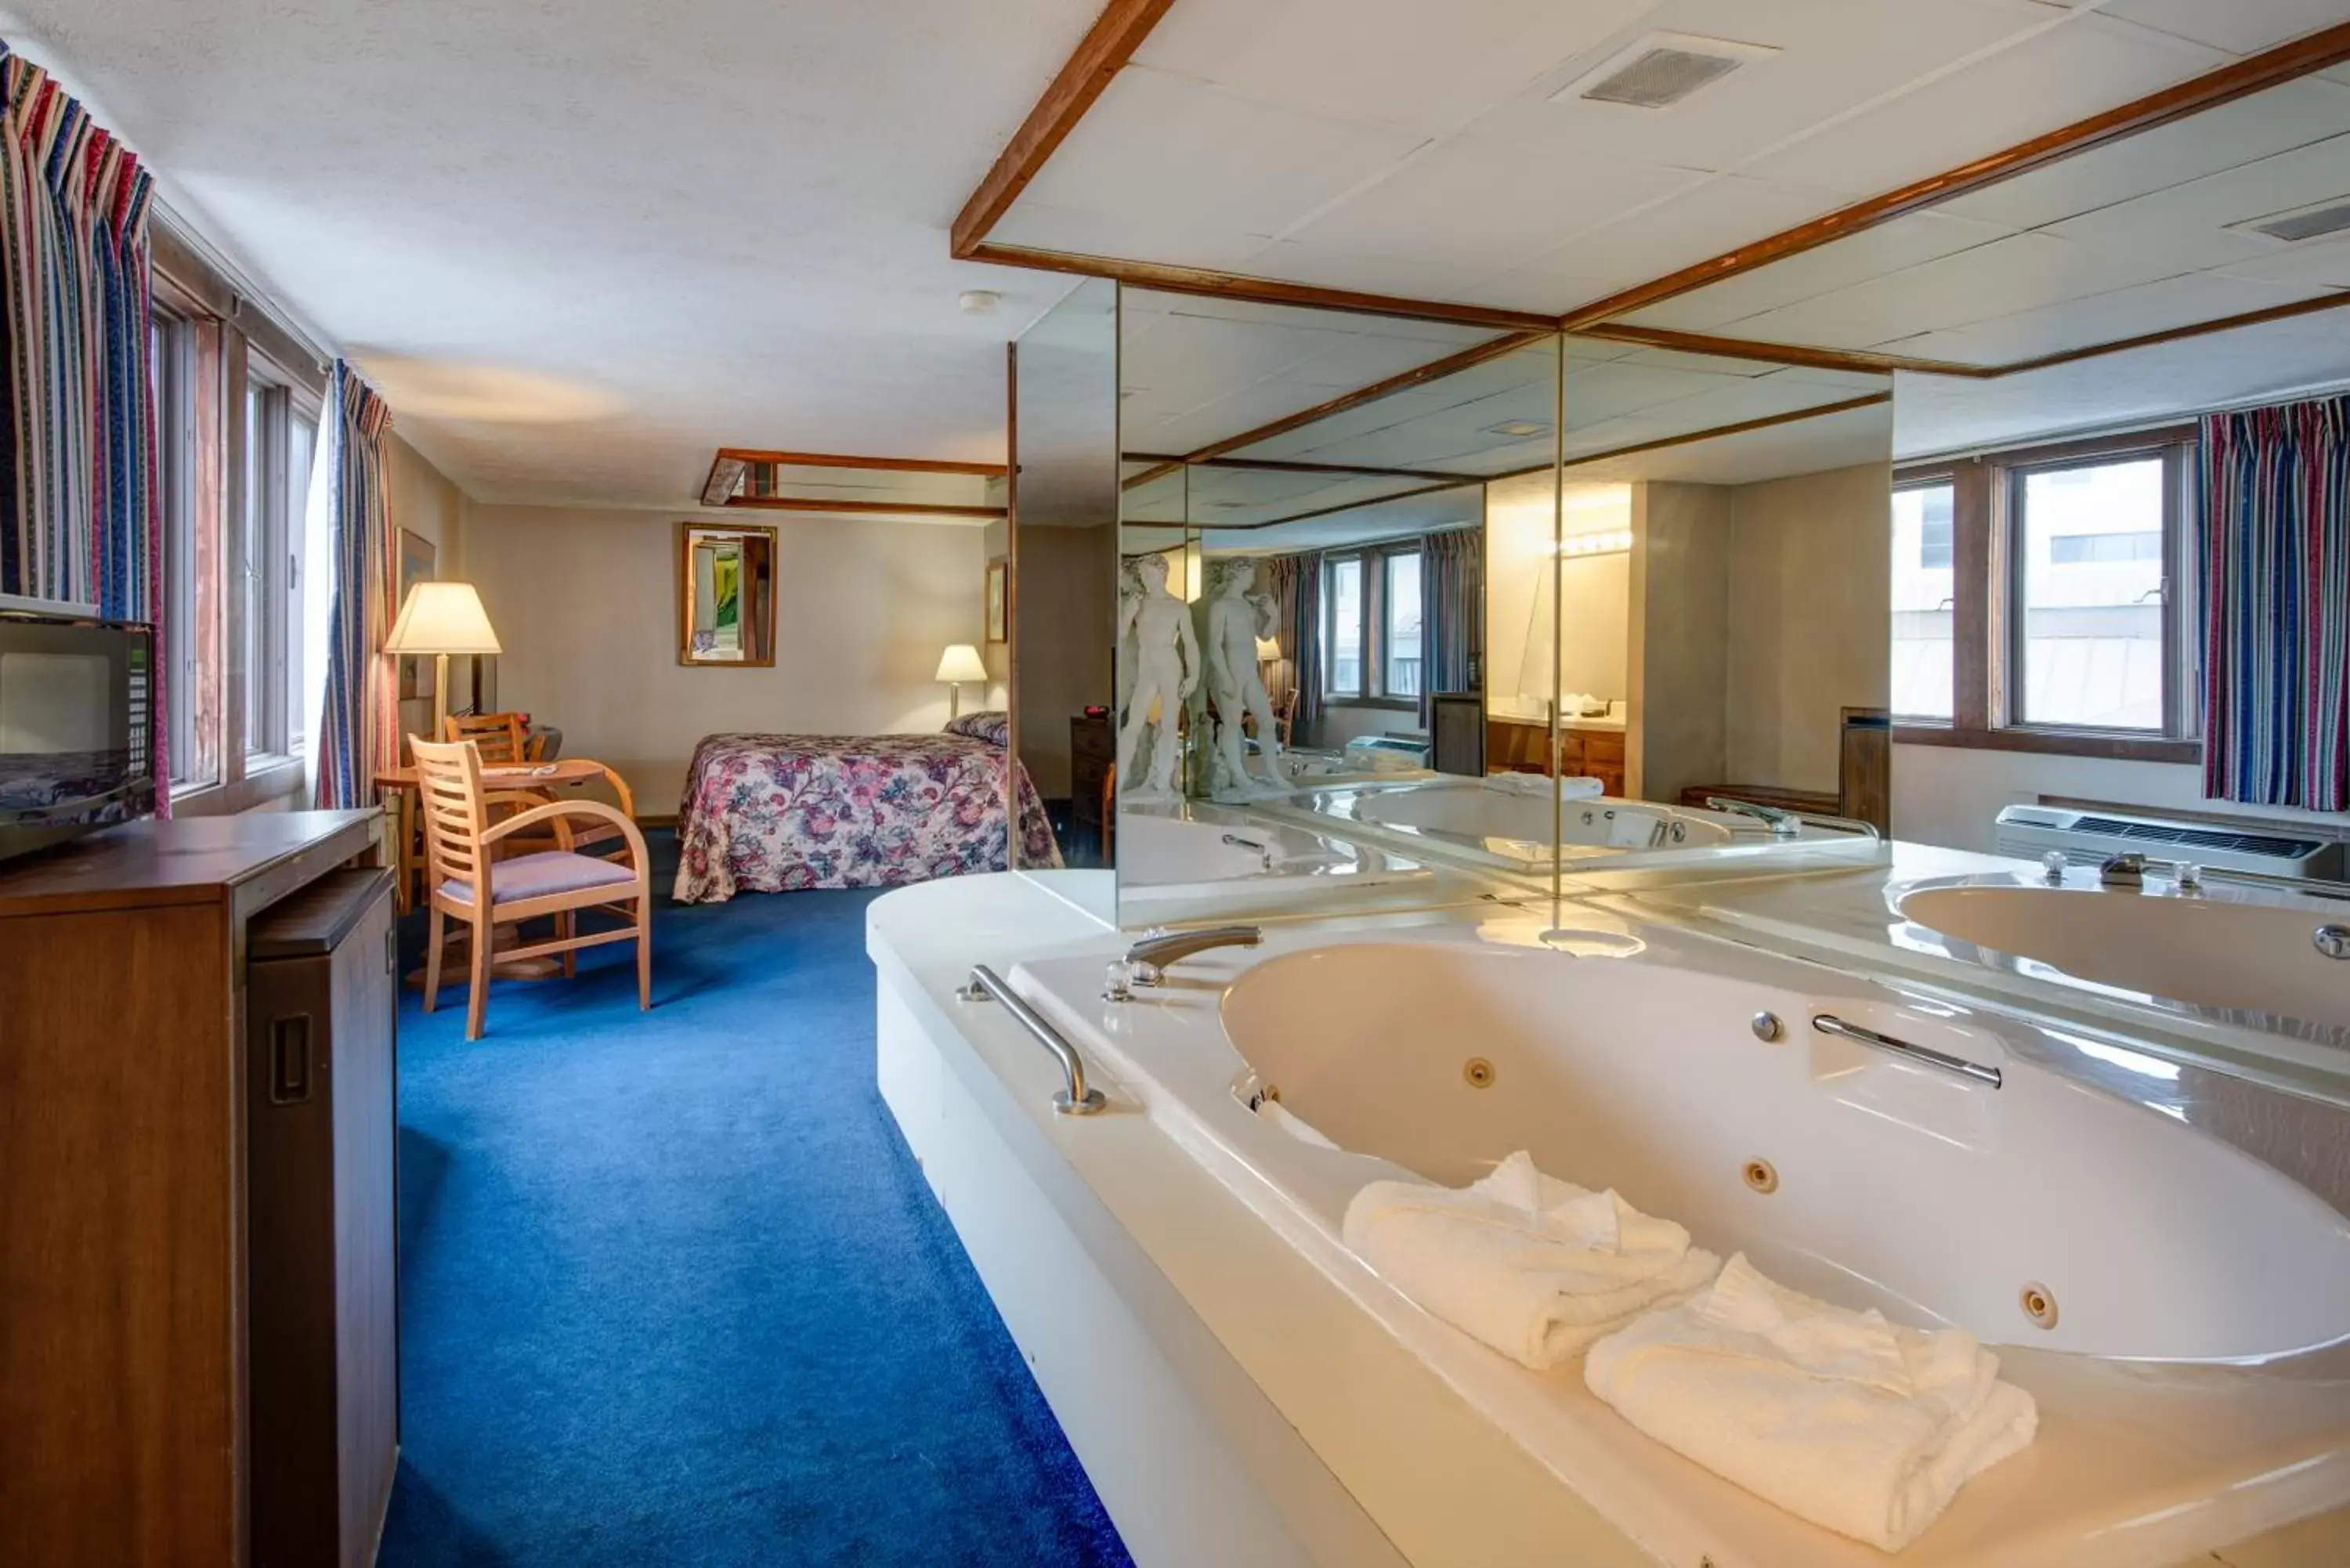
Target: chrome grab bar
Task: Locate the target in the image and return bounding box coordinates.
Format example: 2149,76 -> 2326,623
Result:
959,965 -> 1108,1115
1705,796 -> 1882,842
1811,1013 -> 2003,1089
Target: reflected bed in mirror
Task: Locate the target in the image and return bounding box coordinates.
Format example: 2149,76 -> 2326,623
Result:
676,522 -> 776,667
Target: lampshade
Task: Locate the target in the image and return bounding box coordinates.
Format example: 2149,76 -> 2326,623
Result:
386,581 -> 502,655
935,644 -> 988,684
1254,635 -> 1281,661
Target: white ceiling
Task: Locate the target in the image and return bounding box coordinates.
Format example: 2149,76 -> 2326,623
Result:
0,0 -> 1105,505
1629,72 -> 2350,364
1000,0 -> 2350,323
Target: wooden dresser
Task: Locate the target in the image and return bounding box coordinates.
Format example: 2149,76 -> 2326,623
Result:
1486,717 -> 1626,795
1070,711 -> 1114,836
0,811 -> 397,1568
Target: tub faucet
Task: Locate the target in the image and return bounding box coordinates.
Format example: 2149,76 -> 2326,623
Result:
1123,924 -> 1263,987
1705,796 -> 1802,838
2099,851 -> 2147,889
1221,832 -> 1275,872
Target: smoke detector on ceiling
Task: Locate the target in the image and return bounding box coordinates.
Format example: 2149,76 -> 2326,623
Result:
1554,33 -> 1780,110
2232,196 -> 2350,245
1484,419 -> 1553,439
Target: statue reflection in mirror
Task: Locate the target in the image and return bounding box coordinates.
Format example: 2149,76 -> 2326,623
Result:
1117,553 -> 1197,800
1203,558 -> 1285,799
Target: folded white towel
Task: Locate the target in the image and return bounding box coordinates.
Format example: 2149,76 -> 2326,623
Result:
1257,1099 -> 1340,1151
1585,1254 -> 2038,1552
1481,772 -> 1606,801
1342,1151 -> 1720,1370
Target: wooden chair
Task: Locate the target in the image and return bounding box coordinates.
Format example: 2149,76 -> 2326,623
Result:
410,735 -> 653,1041
443,710 -> 532,762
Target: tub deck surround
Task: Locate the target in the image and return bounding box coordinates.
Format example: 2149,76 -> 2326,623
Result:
1589,843 -> 2350,1105
1116,798 -> 1487,922
870,874 -> 2350,1568
1247,776 -> 1887,888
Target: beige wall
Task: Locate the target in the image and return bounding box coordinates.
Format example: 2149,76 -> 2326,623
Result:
1723,462 -> 1892,795
1629,482 -> 1731,804
464,504 -> 988,811
1014,525 -> 1115,799
385,435 -> 472,749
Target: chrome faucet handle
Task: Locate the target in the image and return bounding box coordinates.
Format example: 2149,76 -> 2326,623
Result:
2098,851 -> 2148,889
1123,923 -> 1264,987
1704,795 -> 1802,838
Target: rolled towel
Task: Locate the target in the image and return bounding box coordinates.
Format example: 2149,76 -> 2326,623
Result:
1342,1151 -> 1719,1369
1585,1253 -> 2038,1552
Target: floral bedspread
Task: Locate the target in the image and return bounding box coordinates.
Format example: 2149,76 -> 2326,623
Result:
673,732 -> 1062,903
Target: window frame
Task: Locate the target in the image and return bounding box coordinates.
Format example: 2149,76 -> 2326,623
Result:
1893,424 -> 2200,764
1889,471 -> 1959,726
1321,540 -> 1426,710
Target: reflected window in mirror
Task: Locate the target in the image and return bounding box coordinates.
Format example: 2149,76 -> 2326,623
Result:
2011,454 -> 2173,734
1890,478 -> 1956,722
1321,543 -> 1426,707
1383,551 -> 1424,701
1324,557 -> 1363,699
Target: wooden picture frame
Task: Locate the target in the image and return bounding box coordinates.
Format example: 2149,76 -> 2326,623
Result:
395,529 -> 437,699
677,522 -> 779,667
985,558 -> 1008,644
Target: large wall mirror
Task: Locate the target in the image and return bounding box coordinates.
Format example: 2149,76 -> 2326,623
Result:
1007,277 -> 1120,917
676,522 -> 776,667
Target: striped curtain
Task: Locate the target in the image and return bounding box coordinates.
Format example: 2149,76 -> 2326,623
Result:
1419,525 -> 1481,724
0,42 -> 168,792
1260,551 -> 1323,739
312,360 -> 398,809
2200,393 -> 2350,809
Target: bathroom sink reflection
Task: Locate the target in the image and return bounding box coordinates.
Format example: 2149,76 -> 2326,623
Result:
1896,876 -> 2350,1031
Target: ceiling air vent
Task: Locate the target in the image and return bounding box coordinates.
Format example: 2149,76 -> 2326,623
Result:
1556,33 -> 1779,110
2239,197 -> 2350,245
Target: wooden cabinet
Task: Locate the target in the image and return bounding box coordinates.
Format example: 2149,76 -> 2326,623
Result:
1485,718 -> 1627,797
1070,711 -> 1114,834
0,811 -> 395,1568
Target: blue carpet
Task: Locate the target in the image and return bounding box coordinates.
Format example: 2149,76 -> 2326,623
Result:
379,836 -> 1133,1567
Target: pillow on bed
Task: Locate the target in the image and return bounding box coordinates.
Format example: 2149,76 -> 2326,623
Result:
943,709 -> 1010,746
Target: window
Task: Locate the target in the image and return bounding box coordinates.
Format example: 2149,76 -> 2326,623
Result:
155,311 -> 215,790
1383,551 -> 1423,699
1893,428 -> 2196,760
1890,479 -> 1955,721
2011,456 -> 2171,732
240,372 -> 318,757
1322,544 -> 1426,703
1325,556 -> 1363,698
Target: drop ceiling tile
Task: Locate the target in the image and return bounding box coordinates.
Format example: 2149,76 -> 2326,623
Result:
1121,311 -> 1388,409
1480,175 -> 1846,316
1620,210 -> 2019,332
1015,65 -> 1430,240
1470,0 -> 2057,181
2217,240 -> 2350,290
1227,387 -> 1465,460
2041,132 -> 2350,270
1280,132 -> 1706,278
1709,230 -> 2191,350
1133,0 -> 1654,139
2099,0 -> 2350,56
1935,80 -> 2350,232
1125,290 -> 1491,345
1238,238 -> 1531,313
1744,13 -> 2226,202
1889,270 -> 2333,363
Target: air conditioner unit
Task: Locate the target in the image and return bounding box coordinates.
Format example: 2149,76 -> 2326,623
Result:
1993,804 -> 2344,880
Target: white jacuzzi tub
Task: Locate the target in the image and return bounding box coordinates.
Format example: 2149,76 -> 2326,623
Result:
1010,920 -> 2350,1567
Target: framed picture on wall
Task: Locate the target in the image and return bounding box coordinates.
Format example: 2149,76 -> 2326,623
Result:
985,558 -> 1007,644
396,529 -> 437,699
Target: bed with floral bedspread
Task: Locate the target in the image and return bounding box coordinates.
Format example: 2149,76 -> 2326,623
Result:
671,726 -> 1061,903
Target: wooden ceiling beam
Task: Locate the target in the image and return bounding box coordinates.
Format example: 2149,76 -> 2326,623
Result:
951,0 -> 1180,258
1570,323 -> 1994,379
719,496 -> 1007,518
715,447 -> 1007,475
1555,20 -> 2350,332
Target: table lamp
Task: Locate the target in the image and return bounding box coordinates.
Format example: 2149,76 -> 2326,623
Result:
936,643 -> 989,719
386,581 -> 503,742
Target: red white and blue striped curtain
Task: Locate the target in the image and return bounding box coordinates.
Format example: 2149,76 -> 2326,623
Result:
2200,393 -> 2350,810
0,42 -> 168,794
312,359 -> 398,809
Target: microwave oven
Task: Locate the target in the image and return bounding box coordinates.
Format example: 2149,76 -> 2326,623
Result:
0,609 -> 157,864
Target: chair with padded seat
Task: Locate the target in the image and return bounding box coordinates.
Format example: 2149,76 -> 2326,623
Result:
442,712 -> 636,862
410,735 -> 654,1041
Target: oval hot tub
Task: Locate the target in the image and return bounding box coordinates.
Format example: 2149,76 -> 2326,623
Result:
1217,941 -> 2350,1363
